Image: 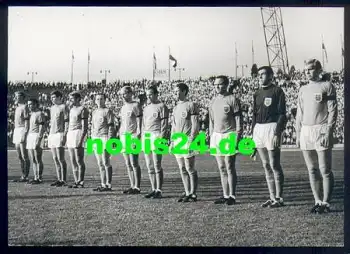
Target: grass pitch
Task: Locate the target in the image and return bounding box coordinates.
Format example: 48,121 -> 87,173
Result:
8,149 -> 344,246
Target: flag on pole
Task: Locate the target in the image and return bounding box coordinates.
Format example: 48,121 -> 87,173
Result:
169,54 -> 177,68
153,52 -> 157,70
72,51 -> 75,62
322,42 -> 328,63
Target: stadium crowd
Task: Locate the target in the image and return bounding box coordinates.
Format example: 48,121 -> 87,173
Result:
7,70 -> 344,148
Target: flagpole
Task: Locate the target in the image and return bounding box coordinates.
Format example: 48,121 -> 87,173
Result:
71,50 -> 74,86
152,46 -> 155,82
168,46 -> 171,82
252,40 -> 254,66
235,42 -> 237,80
87,49 -> 90,85
341,34 -> 344,72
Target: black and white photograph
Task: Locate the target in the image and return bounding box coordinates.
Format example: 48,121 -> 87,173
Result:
7,7 -> 344,246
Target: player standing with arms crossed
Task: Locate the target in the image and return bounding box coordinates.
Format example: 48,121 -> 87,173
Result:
296,59 -> 337,214
143,85 -> 169,199
48,91 -> 69,187
26,98 -> 46,184
209,75 -> 242,205
171,83 -> 200,202
119,86 -> 142,195
91,93 -> 115,192
252,66 -> 287,208
12,92 -> 31,183
66,91 -> 89,188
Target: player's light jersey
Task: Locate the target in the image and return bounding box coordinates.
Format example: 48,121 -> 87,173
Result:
119,101 -> 142,135
50,104 -> 69,134
253,85 -> 286,124
14,104 -> 29,128
92,107 -> 114,137
297,81 -> 337,126
172,101 -> 199,136
28,111 -> 45,133
209,94 -> 241,133
143,102 -> 169,133
69,106 -> 89,131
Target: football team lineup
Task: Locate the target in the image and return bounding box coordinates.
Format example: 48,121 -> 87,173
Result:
86,132 -> 256,156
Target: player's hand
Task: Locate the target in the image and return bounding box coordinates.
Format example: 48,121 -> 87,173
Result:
320,133 -> 330,148
250,148 -> 257,159
61,135 -> 67,146
35,137 -> 42,149
272,135 -> 281,149
21,132 -> 27,143
136,130 -> 141,139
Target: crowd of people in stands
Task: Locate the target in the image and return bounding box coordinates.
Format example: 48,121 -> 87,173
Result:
7,69 -> 344,148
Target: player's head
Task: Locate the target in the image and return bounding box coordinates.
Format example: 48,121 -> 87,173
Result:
119,86 -> 133,103
28,98 -> 39,112
68,91 -> 81,106
50,90 -> 63,105
214,75 -> 229,95
14,91 -> 26,104
146,85 -> 159,104
95,93 -> 106,108
175,83 -> 189,101
257,66 -> 274,87
305,59 -> 322,81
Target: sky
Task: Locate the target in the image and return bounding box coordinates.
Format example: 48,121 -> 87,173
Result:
8,7 -> 344,83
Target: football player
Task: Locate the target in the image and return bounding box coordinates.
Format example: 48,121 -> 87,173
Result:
119,86 -> 142,194
66,91 -> 89,188
171,83 -> 200,202
48,91 -> 69,187
142,85 -> 169,199
91,93 -> 115,192
209,75 -> 242,205
296,59 -> 337,214
26,98 -> 46,184
252,66 -> 287,208
12,91 -> 30,183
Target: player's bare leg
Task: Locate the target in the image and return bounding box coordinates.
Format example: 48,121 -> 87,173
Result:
93,151 -> 112,191
257,148 -> 276,207
57,147 -> 67,184
51,148 -> 62,186
268,148 -> 284,207
302,150 -> 322,212
153,153 -> 164,198
176,157 -> 190,201
214,156 -> 229,204
144,153 -> 156,198
129,154 -> 141,193
122,154 -> 135,194
15,143 -> 30,182
68,148 -> 79,184
75,147 -> 86,186
224,155 -> 236,205
93,152 -> 107,190
30,148 -> 43,184
316,149 -> 334,213
28,149 -> 37,184
183,156 -> 198,202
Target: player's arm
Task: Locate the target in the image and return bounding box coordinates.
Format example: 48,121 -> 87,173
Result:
274,89 -> 287,147
135,103 -> 143,139
107,109 -> 115,139
209,102 -> 214,137
190,103 -> 200,142
80,108 -> 89,147
64,105 -> 69,137
326,83 -> 338,133
160,105 -> 169,139
37,112 -> 46,147
233,97 -> 243,140
295,88 -> 303,147
251,93 -> 256,135
23,105 -> 30,142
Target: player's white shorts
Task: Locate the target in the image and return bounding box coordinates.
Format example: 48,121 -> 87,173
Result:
26,133 -> 44,149
172,135 -> 198,159
210,131 -> 238,156
119,132 -> 139,154
89,136 -> 109,153
48,132 -> 65,149
253,123 -> 280,150
66,129 -> 86,148
142,131 -> 164,152
300,124 -> 330,151
12,127 -> 26,145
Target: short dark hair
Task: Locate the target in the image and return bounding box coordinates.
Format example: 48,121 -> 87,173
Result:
215,75 -> 229,86
176,83 -> 189,95
28,98 -> 39,106
257,66 -> 274,77
50,90 -> 63,98
305,59 -> 322,71
69,91 -> 81,101
147,85 -> 159,95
